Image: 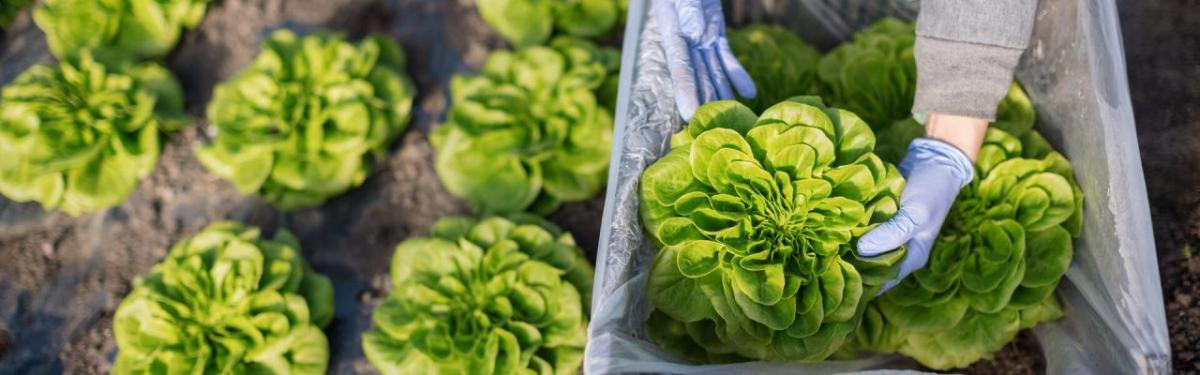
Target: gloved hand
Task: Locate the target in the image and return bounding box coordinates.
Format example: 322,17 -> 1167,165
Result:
856,138 -> 975,293
653,0 -> 756,121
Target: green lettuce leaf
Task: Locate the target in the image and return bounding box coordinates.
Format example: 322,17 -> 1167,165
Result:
817,18 -> 915,130
641,98 -> 906,362
198,30 -> 416,210
112,221 -> 334,374
728,25 -> 822,113
34,0 -> 209,63
476,0 -> 623,48
432,37 -> 618,215
0,52 -> 188,215
363,215 -> 593,375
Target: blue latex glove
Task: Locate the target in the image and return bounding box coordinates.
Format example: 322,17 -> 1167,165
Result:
856,138 -> 975,293
653,0 -> 756,121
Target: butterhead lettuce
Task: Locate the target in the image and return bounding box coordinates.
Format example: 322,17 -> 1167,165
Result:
816,18 -> 915,130
34,0 -> 209,63
853,127 -> 1083,369
362,215 -> 593,375
728,25 -> 822,113
476,0 -> 624,48
0,52 -> 188,215
432,37 -> 618,215
641,98 -> 906,362
198,30 -> 416,210
113,221 -> 335,374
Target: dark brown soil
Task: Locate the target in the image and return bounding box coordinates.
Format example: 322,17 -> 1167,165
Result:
0,327 -> 9,360
1121,0 -> 1200,373
1164,252 -> 1200,373
961,331 -> 1044,375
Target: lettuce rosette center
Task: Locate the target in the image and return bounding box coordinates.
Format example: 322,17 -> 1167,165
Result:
641,98 -> 906,362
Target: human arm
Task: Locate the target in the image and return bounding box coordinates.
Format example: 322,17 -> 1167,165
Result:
858,0 -> 1039,292
913,0 -> 1038,120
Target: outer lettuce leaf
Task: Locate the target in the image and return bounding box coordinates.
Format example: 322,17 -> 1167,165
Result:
991,84 -> 1037,137
112,221 -> 334,374
198,30 -> 416,210
728,25 -> 822,113
432,37 -> 618,215
363,215 -> 593,375
641,98 -> 906,362
476,0 -> 622,48
856,128 -> 1082,370
0,52 -> 188,215
34,0 -> 209,63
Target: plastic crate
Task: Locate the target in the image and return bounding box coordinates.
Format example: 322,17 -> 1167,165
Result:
586,0 -> 1169,373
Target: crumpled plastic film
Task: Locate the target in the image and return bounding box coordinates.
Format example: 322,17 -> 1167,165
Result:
586,0 -> 1169,374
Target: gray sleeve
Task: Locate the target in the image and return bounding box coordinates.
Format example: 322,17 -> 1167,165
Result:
911,0 -> 1038,120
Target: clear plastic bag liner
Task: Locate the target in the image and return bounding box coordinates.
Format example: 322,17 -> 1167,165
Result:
586,0 -> 1170,373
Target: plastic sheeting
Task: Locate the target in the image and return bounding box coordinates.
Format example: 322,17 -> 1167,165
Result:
586,0 -> 1170,373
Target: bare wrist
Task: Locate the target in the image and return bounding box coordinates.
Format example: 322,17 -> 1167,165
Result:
923,113 -> 989,161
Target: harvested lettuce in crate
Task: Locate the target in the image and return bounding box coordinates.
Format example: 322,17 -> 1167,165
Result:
851,126 -> 1083,370
816,18 -> 916,130
816,17 -> 1038,154
728,25 -> 822,113
640,98 -> 906,362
